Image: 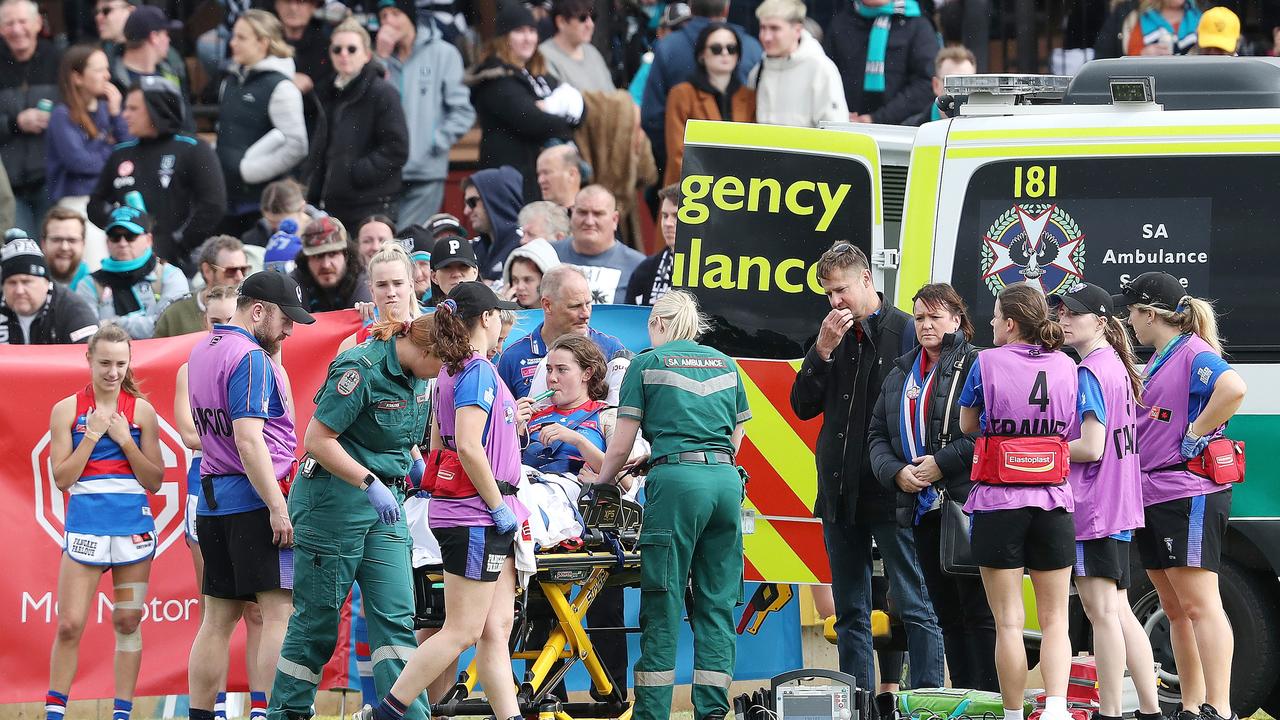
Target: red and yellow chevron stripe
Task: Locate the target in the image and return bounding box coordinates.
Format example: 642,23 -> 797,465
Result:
737,359 -> 831,584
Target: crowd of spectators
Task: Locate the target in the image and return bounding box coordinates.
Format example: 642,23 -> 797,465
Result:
0,0 -> 1263,345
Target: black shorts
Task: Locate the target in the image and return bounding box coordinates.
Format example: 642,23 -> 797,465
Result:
1073,537 -> 1132,589
970,507 -> 1075,571
435,525 -> 514,582
196,508 -> 294,600
1136,489 -> 1231,572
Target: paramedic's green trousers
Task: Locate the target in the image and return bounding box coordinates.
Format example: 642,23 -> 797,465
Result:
267,473 -> 426,720
634,462 -> 744,720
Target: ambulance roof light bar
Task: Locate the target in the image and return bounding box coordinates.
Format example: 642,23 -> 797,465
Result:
945,74 -> 1072,104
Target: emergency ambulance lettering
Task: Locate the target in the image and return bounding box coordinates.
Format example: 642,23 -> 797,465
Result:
679,174 -> 850,232
674,238 -> 825,295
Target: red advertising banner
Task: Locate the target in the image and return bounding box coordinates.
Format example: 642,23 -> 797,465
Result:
0,311 -> 361,702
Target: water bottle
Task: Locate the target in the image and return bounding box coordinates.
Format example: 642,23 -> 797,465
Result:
36,98 -> 52,113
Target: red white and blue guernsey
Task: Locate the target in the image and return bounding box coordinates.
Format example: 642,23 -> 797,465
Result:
64,385 -> 155,566
497,324 -> 625,398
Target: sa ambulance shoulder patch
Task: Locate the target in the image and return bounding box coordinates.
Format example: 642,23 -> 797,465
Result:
337,369 -> 362,396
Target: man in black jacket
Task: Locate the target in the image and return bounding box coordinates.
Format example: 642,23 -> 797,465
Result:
0,0 -> 59,233
824,0 -> 939,125
89,76 -> 226,276
0,232 -> 98,344
789,242 -> 944,690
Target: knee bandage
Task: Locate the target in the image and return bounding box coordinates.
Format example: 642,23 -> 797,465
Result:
113,582 -> 148,611
115,626 -> 141,652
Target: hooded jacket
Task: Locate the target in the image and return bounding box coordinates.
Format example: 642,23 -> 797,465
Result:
216,55 -> 308,206
89,82 -> 226,275
500,237 -> 561,298
383,21 -> 476,184
750,30 -> 849,128
824,6 -> 939,125
0,38 -> 60,191
868,333 -> 980,528
468,165 -> 525,281
466,56 -> 577,201
306,59 -> 408,226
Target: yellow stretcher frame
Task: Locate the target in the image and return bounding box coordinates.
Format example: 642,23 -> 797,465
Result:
418,547 -> 642,720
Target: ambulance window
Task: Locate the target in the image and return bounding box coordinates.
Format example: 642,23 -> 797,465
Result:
950,157 -> 1279,361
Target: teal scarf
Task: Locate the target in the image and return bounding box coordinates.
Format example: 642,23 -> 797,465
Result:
856,0 -> 921,93
93,249 -> 157,316
1138,1 -> 1200,55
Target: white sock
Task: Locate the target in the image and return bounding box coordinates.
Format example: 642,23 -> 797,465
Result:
1045,697 -> 1068,715
1004,708 -> 1024,720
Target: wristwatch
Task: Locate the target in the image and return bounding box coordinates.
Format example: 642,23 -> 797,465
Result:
360,473 -> 376,491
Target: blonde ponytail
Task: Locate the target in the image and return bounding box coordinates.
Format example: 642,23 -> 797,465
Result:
1142,295 -> 1224,356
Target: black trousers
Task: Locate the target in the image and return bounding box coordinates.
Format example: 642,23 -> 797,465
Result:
914,509 -> 999,691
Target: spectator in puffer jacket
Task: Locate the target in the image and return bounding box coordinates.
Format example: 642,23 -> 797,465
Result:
374,0 -> 476,227
216,9 -> 308,236
0,0 -> 60,234
306,18 -> 408,235
825,0 -> 938,125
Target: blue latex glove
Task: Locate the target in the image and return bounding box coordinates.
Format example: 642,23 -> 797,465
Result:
489,502 -> 518,535
408,457 -> 427,487
1180,428 -> 1212,460
366,478 -> 401,525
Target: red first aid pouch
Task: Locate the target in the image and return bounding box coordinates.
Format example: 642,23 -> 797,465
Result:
1187,437 -> 1246,485
971,435 -> 1070,485
421,448 -> 479,498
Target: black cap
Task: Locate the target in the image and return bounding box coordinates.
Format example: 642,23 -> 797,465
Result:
397,225 -> 433,260
1048,282 -> 1114,318
443,280 -> 518,319
430,235 -> 478,270
1,235 -> 48,281
124,6 -> 177,42
496,2 -> 537,34
239,271 -> 316,325
377,0 -> 418,23
104,205 -> 153,236
1110,272 -> 1187,312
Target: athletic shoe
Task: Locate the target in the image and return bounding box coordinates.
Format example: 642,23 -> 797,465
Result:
352,705 -> 374,720
1199,704 -> 1238,720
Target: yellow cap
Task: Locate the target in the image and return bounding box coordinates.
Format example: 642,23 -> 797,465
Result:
1197,6 -> 1240,54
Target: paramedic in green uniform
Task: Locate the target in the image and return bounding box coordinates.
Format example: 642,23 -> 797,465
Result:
267,315 -> 441,720
596,290 -> 752,720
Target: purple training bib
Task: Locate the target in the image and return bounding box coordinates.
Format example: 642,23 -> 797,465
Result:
1067,347 -> 1143,540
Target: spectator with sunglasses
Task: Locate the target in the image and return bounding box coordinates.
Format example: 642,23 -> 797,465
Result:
305,18 -> 408,235
154,235 -> 250,338
539,0 -> 615,93
750,0 -> 847,128
76,204 -> 190,339
663,22 -> 755,186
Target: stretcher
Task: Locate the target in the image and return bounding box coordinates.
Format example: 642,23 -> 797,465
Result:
411,481 -> 644,720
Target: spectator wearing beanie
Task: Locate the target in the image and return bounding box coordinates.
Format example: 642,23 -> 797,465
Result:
216,9 -> 308,237
0,0 -> 61,235
751,0 -> 846,128
89,76 -> 225,276
664,22 -> 755,186
306,18 -> 408,235
467,3 -> 582,202
0,232 -> 97,344
76,204 -> 190,339
108,6 -> 191,101
826,0 -> 938,125
375,0 -> 475,227
290,215 -> 371,312
540,0 -> 615,93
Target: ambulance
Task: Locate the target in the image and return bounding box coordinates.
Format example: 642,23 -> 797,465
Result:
675,55 -> 1280,717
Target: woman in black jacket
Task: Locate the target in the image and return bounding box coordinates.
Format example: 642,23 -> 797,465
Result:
306,18 -> 408,234
868,282 -> 998,691
466,4 -> 580,201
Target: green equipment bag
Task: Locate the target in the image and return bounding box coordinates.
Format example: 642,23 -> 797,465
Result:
894,688 -> 1032,720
